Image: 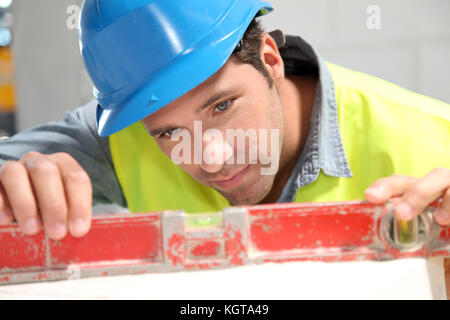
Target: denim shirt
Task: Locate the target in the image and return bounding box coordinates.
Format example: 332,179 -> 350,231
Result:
277,35 -> 353,202
0,34 -> 353,207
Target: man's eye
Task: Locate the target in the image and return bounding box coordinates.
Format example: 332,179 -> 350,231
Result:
162,128 -> 178,138
213,100 -> 232,113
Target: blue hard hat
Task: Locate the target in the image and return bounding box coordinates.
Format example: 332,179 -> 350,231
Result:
79,0 -> 273,137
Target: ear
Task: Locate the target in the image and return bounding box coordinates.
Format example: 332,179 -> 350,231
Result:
260,33 -> 285,87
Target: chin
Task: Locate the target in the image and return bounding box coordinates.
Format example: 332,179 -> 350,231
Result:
220,174 -> 275,206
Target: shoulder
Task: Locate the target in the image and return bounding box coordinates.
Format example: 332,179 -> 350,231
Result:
326,62 -> 450,122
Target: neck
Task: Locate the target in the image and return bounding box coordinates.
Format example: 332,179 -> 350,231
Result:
260,73 -> 318,204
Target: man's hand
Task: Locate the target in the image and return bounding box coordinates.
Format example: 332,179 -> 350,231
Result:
364,168 -> 450,226
0,152 -> 92,240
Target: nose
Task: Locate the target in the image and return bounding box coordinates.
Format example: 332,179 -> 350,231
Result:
200,130 -> 233,173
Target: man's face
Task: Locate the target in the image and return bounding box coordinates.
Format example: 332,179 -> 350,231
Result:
142,59 -> 284,205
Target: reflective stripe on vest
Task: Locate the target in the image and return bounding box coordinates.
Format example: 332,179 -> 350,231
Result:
109,63 -> 450,213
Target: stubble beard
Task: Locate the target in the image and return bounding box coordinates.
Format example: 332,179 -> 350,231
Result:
220,90 -> 285,206
220,165 -> 276,206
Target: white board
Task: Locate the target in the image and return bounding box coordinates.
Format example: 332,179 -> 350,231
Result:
0,257 -> 446,300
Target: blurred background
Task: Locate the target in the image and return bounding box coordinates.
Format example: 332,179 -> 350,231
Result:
2,0 -> 450,134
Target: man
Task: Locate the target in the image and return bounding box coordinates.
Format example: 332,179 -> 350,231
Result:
0,0 -> 449,252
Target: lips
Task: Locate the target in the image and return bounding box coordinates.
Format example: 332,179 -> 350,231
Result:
212,166 -> 250,190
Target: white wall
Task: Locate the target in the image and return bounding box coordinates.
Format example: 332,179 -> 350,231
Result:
263,0 -> 450,104
11,0 -> 93,131
11,0 -> 450,130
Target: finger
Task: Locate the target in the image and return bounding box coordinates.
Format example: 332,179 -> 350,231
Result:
365,175 -> 417,204
0,161 -> 41,235
22,156 -> 68,240
383,196 -> 403,213
0,184 -> 13,225
433,187 -> 450,226
21,151 -> 42,162
395,168 -> 450,221
49,153 -> 92,238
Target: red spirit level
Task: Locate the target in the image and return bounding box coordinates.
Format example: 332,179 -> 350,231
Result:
1,200 -> 449,285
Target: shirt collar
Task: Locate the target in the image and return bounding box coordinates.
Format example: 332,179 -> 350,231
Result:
277,33 -> 353,201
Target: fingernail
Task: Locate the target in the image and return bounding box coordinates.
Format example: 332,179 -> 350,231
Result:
395,202 -> 412,219
23,218 -> 41,235
435,208 -> 449,223
49,222 -> 67,240
70,218 -> 88,237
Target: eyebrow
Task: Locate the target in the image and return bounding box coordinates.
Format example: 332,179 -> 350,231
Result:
148,88 -> 239,137
196,88 -> 239,113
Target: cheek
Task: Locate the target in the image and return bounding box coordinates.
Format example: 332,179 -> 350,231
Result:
232,99 -> 272,131
179,163 -> 206,183
231,96 -> 279,144
155,141 -> 172,158
236,95 -> 282,161
157,141 -> 204,179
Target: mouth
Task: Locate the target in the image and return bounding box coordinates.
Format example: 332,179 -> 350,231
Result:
211,165 -> 251,190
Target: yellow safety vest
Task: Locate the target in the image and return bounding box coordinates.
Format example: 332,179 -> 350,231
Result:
109,63 -> 450,214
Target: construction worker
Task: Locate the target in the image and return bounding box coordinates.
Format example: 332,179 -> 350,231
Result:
0,0 -> 449,245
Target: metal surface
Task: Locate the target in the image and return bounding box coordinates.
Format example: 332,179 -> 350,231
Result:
0,200 -> 449,285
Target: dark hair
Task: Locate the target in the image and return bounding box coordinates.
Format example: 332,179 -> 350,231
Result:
231,18 -> 274,88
